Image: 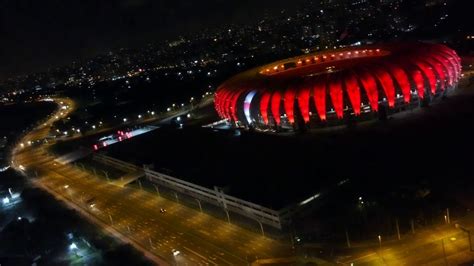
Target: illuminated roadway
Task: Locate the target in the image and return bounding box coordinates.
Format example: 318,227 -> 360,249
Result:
11,98 -> 292,265
11,72 -> 474,265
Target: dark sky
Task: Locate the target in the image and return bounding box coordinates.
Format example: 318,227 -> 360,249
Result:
0,0 -> 303,79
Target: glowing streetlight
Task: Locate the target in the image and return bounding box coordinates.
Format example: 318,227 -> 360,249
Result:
2,197 -> 10,205
69,242 -> 78,250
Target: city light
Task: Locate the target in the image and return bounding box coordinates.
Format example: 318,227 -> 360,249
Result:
2,2 -> 470,265
2,197 -> 10,205
69,242 -> 78,250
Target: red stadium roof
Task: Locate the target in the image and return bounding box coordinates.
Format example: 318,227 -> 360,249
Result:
215,43 -> 462,128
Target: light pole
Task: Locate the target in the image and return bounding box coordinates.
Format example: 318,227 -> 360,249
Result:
396,218 -> 401,240
345,227 -> 351,248
102,170 -> 109,181
257,221 -> 265,237
195,199 -> 202,213
224,209 -> 231,223
148,236 -> 153,249
441,238 -> 448,266
153,185 -> 160,197
378,235 -> 382,249
108,214 -> 114,226
174,192 -> 179,203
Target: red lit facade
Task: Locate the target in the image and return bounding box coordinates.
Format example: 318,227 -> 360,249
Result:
214,43 -> 462,130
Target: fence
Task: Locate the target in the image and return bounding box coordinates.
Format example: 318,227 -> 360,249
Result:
144,167 -> 283,229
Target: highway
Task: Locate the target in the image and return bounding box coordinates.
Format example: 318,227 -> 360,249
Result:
11,98 -> 292,265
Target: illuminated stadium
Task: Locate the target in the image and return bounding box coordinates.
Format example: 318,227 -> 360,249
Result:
215,43 -> 462,130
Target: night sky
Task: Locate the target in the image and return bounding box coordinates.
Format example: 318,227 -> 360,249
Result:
0,0 -> 303,79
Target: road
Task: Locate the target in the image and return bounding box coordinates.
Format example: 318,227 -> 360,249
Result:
11,98 -> 293,265
337,222 -> 474,265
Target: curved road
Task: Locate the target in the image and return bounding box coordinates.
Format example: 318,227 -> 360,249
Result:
10,98 -> 292,265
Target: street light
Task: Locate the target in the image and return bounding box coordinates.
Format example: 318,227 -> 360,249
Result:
2,197 -> 10,205
69,242 -> 78,251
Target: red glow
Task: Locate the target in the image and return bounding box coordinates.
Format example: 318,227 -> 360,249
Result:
230,90 -> 243,122
386,63 -> 411,103
373,67 -> 396,107
344,72 -> 361,115
313,80 -> 327,121
357,69 -> 379,111
436,45 -> 461,76
329,77 -> 344,118
284,88 -> 296,124
297,86 -> 311,123
425,57 -> 447,91
412,70 -> 425,99
215,88 -> 225,117
93,144 -> 98,150
414,60 -> 437,95
260,91 -> 271,125
432,54 -> 453,86
223,91 -> 236,120
225,90 -> 236,120
214,44 -> 460,126
271,91 -> 282,125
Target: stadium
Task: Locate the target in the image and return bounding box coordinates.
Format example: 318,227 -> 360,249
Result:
215,43 -> 462,130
